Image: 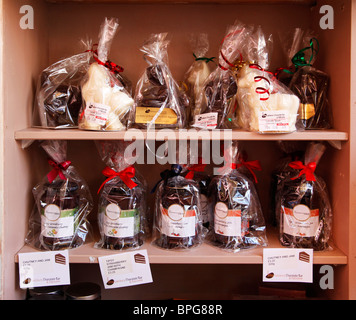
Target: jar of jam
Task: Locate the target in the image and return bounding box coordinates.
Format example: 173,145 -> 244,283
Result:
155,178 -> 201,249
39,180 -> 80,250
64,282 -> 101,300
99,183 -> 143,250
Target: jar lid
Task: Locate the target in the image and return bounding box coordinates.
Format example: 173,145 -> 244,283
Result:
28,286 -> 64,297
65,282 -> 101,300
45,180 -> 79,193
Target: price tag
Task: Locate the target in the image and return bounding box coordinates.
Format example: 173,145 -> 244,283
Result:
98,250 -> 153,289
18,251 -> 70,289
263,248 -> 313,283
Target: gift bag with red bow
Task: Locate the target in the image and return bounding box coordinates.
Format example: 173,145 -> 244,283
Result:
278,142 -> 332,250
95,140 -> 147,251
26,141 -> 93,251
207,142 -> 267,252
152,163 -> 205,250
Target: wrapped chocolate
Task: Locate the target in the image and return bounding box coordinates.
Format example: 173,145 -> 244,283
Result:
131,33 -> 188,129
183,159 -> 212,229
235,26 -> 300,133
207,143 -> 267,252
152,165 -> 204,249
79,18 -> 134,131
95,141 -> 147,251
192,22 -> 248,129
283,29 -> 332,130
181,33 -> 214,124
26,141 -> 93,251
278,142 -> 332,250
33,45 -> 91,128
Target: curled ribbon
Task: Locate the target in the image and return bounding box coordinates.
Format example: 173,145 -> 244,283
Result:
193,53 -> 216,64
47,159 -> 72,183
289,161 -> 316,182
185,163 -> 207,180
232,159 -> 262,184
98,166 -> 138,194
86,44 -> 125,74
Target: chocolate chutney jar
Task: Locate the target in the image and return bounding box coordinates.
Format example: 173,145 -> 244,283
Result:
156,179 -> 201,249
99,184 -> 143,250
39,180 -> 80,250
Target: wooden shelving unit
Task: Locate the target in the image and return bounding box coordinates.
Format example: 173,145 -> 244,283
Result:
2,0 -> 355,300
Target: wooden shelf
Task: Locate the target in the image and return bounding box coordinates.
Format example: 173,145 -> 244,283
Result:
14,128 -> 349,142
45,0 -> 316,5
15,229 -> 347,265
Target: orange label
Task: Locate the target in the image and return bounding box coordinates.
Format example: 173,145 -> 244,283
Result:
135,107 -> 178,125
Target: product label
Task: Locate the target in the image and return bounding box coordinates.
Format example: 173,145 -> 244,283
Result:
299,103 -> 316,120
85,101 -> 111,126
104,204 -> 138,238
135,107 -> 178,125
282,205 -> 320,237
41,205 -> 77,239
193,112 -> 218,129
258,110 -> 290,132
214,202 -> 241,237
161,205 -> 196,238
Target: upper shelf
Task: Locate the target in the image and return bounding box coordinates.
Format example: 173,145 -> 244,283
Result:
45,0 -> 316,5
14,128 -> 349,141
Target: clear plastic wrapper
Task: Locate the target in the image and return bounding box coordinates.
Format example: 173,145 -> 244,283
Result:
95,140 -> 147,251
281,29 -> 332,130
235,26 -> 300,133
192,22 -> 248,130
181,33 -> 214,124
33,44 -> 91,129
278,142 -> 332,251
26,141 -> 93,251
152,164 -> 204,249
207,142 -> 267,252
130,33 -> 188,129
183,159 -> 212,229
79,17 -> 134,131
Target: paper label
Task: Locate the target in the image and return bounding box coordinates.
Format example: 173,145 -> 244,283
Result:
282,205 -> 320,237
135,107 -> 178,125
194,112 -> 218,129
18,251 -> 71,289
161,205 -> 196,238
41,205 -> 76,239
98,250 -> 153,289
103,204 -> 138,238
258,110 -> 290,132
85,101 -> 111,126
263,248 -> 313,283
214,202 -> 241,237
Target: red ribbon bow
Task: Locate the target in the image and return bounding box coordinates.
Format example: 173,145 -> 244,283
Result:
86,45 -> 124,74
98,166 -> 138,194
289,161 -> 316,182
232,159 -> 262,184
47,159 -> 72,183
185,163 -> 207,180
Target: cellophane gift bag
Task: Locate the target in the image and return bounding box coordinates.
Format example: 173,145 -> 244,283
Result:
95,140 -> 147,251
207,141 -> 267,252
192,22 -> 247,130
235,25 -> 300,133
79,17 -> 134,131
33,42 -> 91,129
183,157 -> 212,229
181,33 -> 214,125
131,33 -> 188,129
26,141 -> 93,251
152,164 -> 205,249
278,142 -> 332,251
281,28 -> 332,130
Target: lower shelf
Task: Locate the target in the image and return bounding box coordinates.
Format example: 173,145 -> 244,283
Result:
15,230 -> 347,265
